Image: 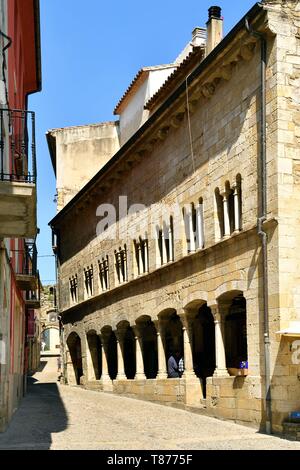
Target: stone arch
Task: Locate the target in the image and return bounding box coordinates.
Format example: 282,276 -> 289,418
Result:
224,294 -> 248,370
155,303 -> 180,320
86,330 -> 102,381
101,325 -> 117,380
158,308 -> 183,376
213,280 -> 246,305
66,331 -> 83,385
113,312 -> 130,330
116,320 -> 136,379
84,323 -> 100,336
41,326 -> 60,353
136,315 -> 158,379
183,295 -> 208,315
216,290 -> 248,371
191,304 -> 216,397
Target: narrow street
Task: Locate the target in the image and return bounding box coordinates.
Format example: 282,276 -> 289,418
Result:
0,357 -> 299,450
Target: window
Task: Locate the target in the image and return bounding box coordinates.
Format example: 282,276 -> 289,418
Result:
216,176 -> 242,240
157,217 -> 174,266
98,256 -> 109,292
84,265 -> 94,298
183,199 -> 205,253
115,245 -> 128,284
69,274 -> 78,304
134,237 -> 149,275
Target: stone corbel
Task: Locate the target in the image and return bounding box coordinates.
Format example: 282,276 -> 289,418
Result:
187,100 -> 198,113
136,149 -> 148,158
189,84 -> 203,101
170,112 -> 185,129
139,142 -> 153,153
240,43 -> 255,61
220,64 -> 233,81
99,182 -> 111,192
201,82 -> 215,98
156,126 -> 170,141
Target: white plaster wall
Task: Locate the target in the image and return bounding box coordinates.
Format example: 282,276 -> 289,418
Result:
53,122 -> 120,211
119,68 -> 176,146
49,328 -> 60,353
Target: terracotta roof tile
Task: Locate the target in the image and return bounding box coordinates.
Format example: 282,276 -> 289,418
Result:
113,64 -> 176,115
144,46 -> 205,111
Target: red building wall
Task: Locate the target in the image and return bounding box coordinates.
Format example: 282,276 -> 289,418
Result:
6,0 -> 41,390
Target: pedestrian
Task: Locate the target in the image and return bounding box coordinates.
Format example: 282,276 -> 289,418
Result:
178,356 -> 184,377
167,350 -> 181,378
57,355 -> 62,379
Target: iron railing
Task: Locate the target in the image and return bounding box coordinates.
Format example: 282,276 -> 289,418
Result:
0,108 -> 36,183
26,270 -> 41,304
11,240 -> 38,276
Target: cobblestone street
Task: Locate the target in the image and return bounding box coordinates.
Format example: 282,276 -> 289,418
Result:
0,357 -> 299,450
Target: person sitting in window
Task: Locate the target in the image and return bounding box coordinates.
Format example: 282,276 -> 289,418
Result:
168,350 -> 182,378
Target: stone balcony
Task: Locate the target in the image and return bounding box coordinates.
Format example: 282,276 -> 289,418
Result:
13,241 -> 39,291
0,181 -> 37,238
0,108 -> 37,238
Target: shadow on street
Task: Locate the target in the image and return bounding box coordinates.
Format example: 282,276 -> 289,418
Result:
0,376 -> 68,450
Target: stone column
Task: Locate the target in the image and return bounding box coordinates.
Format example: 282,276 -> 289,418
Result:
116,337 -> 126,380
188,208 -> 196,253
138,243 -> 143,274
100,337 -> 111,382
134,330 -> 146,380
143,240 -> 149,272
210,305 -> 229,377
180,314 -> 197,378
155,322 -> 167,379
221,190 -> 231,238
196,202 -> 204,249
123,249 -> 128,282
233,183 -> 241,232
161,226 -> 167,264
168,223 -> 174,261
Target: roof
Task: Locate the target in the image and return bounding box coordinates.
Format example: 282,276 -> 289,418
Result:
49,2 -> 263,228
113,64 -> 176,115
145,45 -> 205,111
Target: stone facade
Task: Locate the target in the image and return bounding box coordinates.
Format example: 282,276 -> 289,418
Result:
39,286 -> 60,355
49,1 -> 300,434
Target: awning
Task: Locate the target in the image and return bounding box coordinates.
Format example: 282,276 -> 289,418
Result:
276,321 -> 300,337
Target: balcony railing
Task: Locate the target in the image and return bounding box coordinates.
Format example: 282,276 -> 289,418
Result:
25,270 -> 41,308
11,241 -> 37,276
0,108 -> 36,183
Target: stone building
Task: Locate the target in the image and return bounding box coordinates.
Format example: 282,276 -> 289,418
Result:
39,285 -> 60,356
48,1 -> 300,434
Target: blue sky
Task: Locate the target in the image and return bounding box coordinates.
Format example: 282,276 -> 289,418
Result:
29,0 -> 256,285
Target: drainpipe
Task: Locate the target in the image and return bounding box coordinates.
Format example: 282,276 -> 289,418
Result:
245,16 -> 272,435
0,30 -> 12,107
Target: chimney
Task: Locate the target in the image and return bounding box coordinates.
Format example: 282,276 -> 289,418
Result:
206,6 -> 223,55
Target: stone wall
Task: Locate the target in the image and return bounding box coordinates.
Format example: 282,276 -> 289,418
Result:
54,2 -> 300,433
